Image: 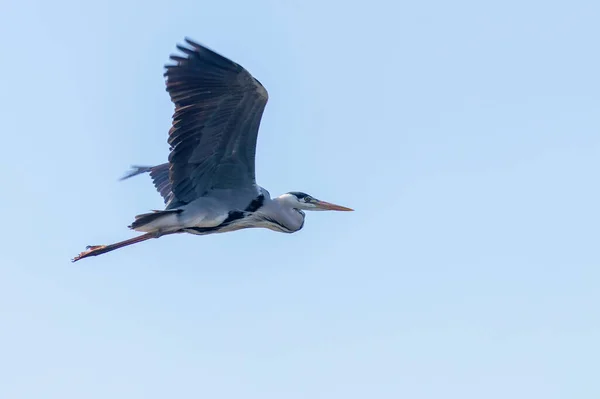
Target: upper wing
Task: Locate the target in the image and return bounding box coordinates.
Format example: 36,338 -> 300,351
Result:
164,38 -> 269,204
120,163 -> 174,204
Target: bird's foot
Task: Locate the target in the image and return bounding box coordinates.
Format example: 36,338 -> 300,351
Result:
72,245 -> 106,263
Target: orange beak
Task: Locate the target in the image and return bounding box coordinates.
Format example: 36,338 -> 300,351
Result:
314,200 -> 354,211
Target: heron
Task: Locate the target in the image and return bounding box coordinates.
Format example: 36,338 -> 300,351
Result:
72,38 -> 353,262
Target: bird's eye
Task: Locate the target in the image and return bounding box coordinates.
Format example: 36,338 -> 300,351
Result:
304,196 -> 312,202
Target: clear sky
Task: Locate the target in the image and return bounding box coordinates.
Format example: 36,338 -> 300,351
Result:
1,0 -> 599,398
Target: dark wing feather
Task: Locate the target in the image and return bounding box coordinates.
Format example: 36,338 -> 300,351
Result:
164,38 -> 269,204
120,163 -> 174,204
149,163 -> 174,204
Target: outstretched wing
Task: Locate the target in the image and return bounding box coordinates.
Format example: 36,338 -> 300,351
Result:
164,38 -> 269,204
120,163 -> 173,204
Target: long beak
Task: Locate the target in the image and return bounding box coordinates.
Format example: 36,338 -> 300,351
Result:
314,200 -> 354,211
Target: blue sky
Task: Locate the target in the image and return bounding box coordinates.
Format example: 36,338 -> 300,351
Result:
1,0 -> 599,397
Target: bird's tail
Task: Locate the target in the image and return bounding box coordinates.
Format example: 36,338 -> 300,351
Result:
129,209 -> 183,232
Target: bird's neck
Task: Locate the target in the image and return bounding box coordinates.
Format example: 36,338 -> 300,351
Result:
255,195 -> 305,233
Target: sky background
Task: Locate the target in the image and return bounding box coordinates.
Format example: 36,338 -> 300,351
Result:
1,0 -> 599,398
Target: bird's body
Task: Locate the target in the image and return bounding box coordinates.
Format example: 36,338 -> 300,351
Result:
72,38 -> 352,262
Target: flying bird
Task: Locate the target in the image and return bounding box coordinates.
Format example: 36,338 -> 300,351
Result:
72,38 -> 353,262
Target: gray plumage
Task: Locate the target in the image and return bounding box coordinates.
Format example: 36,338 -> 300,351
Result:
72,38 -> 352,262
165,39 -> 268,208
120,163 -> 172,204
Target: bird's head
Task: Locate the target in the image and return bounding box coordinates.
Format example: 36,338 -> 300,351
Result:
281,192 -> 354,212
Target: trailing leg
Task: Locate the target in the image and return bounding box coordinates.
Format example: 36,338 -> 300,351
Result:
71,231 -> 170,262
